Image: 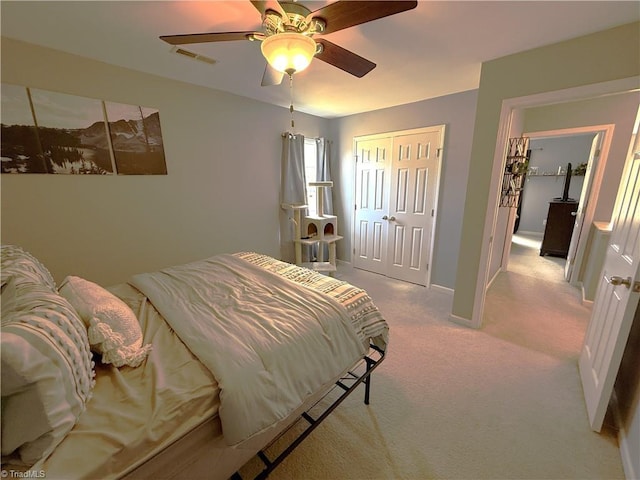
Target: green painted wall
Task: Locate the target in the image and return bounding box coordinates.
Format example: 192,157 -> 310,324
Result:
452,21 -> 640,322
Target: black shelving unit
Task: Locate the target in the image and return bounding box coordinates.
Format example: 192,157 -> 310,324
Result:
501,137 -> 530,208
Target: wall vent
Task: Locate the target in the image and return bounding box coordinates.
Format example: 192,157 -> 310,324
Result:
171,46 -> 216,65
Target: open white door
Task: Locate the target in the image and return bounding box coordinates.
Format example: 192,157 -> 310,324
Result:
565,132 -> 601,282
579,114 -> 640,431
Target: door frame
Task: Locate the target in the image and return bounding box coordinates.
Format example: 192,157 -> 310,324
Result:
352,125 -> 445,287
500,125 -> 614,283
562,131 -> 604,284
468,76 -> 639,329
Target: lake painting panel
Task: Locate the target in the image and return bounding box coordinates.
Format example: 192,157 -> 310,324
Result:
29,88 -> 113,174
1,84 -> 47,173
105,102 -> 167,175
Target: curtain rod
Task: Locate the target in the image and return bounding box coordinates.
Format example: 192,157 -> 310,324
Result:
281,132 -> 331,144
282,132 -> 303,138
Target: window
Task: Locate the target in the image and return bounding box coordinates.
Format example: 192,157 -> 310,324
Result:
304,138 -> 318,216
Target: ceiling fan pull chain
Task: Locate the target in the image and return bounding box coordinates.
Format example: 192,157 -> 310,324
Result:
289,73 -> 295,129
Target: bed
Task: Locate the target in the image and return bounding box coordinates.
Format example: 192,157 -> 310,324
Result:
1,246 -> 388,479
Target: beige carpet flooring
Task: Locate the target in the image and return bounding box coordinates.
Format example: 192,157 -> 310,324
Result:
238,234 -> 625,479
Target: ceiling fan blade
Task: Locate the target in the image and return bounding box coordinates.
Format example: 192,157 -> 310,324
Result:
250,0 -> 288,20
310,1 -> 417,35
261,63 -> 284,86
160,32 -> 257,46
315,39 -> 375,78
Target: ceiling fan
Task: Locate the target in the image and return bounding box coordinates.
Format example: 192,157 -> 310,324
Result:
160,0 -> 418,86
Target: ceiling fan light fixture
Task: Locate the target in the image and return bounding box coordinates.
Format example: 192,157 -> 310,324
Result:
260,32 -> 316,75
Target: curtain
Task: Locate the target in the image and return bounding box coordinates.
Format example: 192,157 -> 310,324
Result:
316,137 -> 333,214
314,137 -> 333,261
279,133 -> 307,263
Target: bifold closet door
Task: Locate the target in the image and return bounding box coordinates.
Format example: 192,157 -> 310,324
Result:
354,136 -> 392,277
386,131 -> 440,285
354,127 -> 442,286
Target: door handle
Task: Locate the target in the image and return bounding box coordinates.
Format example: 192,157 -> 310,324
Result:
389,216 -> 396,221
382,215 -> 388,220
571,211 -> 577,216
609,276 -> 632,288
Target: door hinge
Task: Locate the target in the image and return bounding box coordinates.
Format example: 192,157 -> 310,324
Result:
431,209 -> 434,217
354,204 -> 357,211
437,148 -> 442,157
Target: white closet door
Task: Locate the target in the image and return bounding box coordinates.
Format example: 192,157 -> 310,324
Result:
353,126 -> 444,286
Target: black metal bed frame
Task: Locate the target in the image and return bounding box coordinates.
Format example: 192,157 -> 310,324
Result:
232,344 -> 386,480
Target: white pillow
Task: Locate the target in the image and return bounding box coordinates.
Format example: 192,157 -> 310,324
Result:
1,276 -> 18,322
1,245 -> 94,467
59,276 -> 151,368
1,284 -> 95,467
1,245 -> 56,290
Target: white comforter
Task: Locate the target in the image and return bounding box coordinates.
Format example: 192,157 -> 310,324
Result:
129,254 -> 367,445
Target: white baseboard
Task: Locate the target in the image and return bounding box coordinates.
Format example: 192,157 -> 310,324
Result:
611,390 -> 638,480
448,313 -> 476,329
620,433 -> 638,480
430,284 -> 453,295
336,259 -> 351,269
581,285 -> 594,306
486,268 -> 500,289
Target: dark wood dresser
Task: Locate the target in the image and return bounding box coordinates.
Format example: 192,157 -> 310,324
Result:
540,200 -> 578,257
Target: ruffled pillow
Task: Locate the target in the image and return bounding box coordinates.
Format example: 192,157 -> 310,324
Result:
59,276 -> 151,368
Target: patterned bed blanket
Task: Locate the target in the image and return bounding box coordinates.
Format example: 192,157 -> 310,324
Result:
129,253 -> 388,446
234,252 -> 388,352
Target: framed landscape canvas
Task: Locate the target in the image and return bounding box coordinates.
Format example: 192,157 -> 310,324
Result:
29,88 -> 114,174
1,84 -> 47,173
2,85 -> 167,176
105,102 -> 167,175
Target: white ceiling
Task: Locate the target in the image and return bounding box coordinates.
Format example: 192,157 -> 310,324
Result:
1,1 -> 638,118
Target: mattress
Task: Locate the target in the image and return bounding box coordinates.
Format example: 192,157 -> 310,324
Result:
33,252 -> 388,479
40,283 -> 219,480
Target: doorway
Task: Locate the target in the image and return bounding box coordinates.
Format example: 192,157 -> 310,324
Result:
353,125 -> 445,286
518,128 -> 612,285
510,129 -> 611,289
466,77 -> 639,329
